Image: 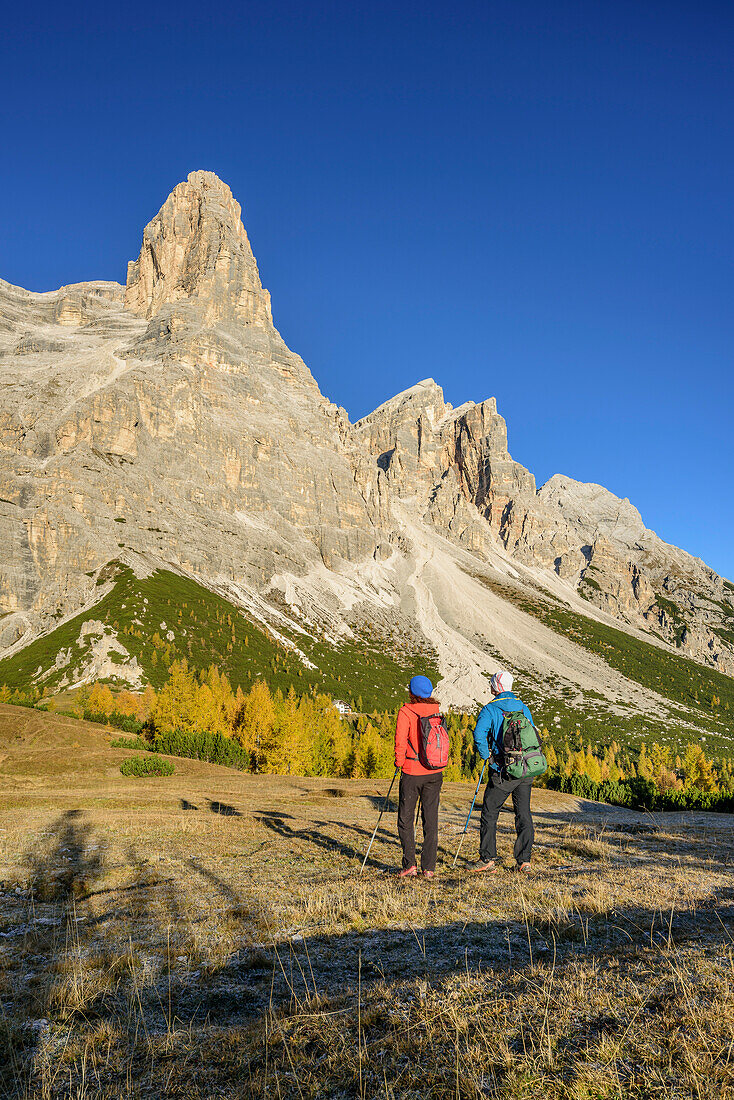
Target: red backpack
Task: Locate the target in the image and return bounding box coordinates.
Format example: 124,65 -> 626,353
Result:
410,709 -> 451,770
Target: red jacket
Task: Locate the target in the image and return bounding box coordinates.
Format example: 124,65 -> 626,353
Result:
395,701 -> 442,776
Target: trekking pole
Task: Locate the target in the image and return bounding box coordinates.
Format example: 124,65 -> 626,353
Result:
415,792 -> 422,829
360,767 -> 399,874
452,760 -> 488,868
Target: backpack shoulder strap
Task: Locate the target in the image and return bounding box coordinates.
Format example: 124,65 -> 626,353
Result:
403,706 -> 423,761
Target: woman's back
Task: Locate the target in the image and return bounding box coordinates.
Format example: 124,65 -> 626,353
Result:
395,699 -> 441,776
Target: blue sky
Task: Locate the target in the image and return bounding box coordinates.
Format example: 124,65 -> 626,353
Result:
3,0 -> 733,578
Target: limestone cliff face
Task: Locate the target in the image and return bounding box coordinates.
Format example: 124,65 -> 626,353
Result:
354,384 -> 734,675
0,170 -> 732,685
531,475 -> 733,672
0,173 -> 385,653
352,380 -> 535,549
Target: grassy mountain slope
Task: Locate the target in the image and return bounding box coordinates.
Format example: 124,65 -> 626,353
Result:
0,564 -> 438,713
3,559 -> 734,755
474,573 -> 734,708
469,571 -> 734,753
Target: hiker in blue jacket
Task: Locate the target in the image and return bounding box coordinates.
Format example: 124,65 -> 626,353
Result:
468,670 -> 535,873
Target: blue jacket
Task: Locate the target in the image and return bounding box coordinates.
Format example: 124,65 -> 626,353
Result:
473,692 -> 534,771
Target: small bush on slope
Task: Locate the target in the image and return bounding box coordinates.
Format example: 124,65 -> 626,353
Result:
120,755 -> 175,777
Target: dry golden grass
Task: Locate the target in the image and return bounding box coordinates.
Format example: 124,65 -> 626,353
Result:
0,703 -> 732,1098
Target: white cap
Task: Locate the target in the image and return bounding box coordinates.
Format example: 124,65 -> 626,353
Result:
490,670 -> 514,694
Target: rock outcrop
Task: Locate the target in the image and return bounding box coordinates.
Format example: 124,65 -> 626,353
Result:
125,170 -> 273,327
352,380 -> 536,548
0,172 -> 385,647
353,384 -> 734,675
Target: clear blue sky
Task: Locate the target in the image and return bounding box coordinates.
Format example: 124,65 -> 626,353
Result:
3,0 -> 733,579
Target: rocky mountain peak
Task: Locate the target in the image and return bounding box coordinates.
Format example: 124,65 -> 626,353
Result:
355,379 -> 500,435
537,474 -> 646,547
124,170 -> 273,327
353,379 -> 534,539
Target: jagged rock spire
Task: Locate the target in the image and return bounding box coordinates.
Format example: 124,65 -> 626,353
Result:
124,170 -> 273,326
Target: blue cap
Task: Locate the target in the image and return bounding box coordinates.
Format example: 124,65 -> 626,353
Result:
409,675 -> 433,698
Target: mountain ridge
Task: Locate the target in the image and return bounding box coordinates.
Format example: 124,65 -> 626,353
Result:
1,171 -> 732,734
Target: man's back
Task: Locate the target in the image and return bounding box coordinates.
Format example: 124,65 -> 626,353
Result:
473,691 -> 534,767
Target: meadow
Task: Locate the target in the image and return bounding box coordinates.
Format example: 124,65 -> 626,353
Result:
1,702 -> 732,1098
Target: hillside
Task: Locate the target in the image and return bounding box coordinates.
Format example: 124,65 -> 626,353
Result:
0,562 -> 437,714
1,169 -> 733,756
0,703 -> 732,1097
3,555 -> 734,757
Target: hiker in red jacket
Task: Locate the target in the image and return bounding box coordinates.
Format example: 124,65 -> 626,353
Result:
394,675 -> 449,878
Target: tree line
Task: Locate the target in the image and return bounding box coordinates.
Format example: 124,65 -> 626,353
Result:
3,664 -> 733,811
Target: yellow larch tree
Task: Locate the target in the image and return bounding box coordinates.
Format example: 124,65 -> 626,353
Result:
152,660 -> 198,733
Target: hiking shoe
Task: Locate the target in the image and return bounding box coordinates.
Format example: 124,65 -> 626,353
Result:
515,862 -> 532,873
422,870 -> 435,879
467,860 -> 499,873
398,866 -> 418,877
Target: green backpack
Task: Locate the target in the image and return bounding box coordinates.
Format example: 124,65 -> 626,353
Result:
499,708 -> 548,780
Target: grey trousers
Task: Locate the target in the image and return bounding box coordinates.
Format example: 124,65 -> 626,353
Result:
479,773 -> 534,865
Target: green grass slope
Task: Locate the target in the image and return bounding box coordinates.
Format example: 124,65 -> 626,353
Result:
0,564 -> 438,713
471,572 -> 734,752
3,560 -> 734,755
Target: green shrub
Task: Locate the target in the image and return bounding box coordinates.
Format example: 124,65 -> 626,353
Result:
85,709 -> 146,734
626,775 -> 658,810
598,779 -> 633,807
564,772 -> 599,800
111,728 -> 252,771
547,770 -> 733,813
151,729 -> 251,770
120,755 -> 175,777
110,736 -> 150,750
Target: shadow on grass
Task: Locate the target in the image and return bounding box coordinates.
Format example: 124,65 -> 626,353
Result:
4,804 -> 733,1099
2,809 -> 270,1098
255,803 -> 475,872
255,810 -> 399,871
207,799 -> 242,817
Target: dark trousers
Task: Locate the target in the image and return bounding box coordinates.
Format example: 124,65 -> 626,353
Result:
397,771 -> 443,872
479,773 -> 534,865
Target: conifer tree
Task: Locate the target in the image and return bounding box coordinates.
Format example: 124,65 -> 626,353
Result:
87,682 -> 115,718
267,686 -> 310,775
237,680 -> 276,767
681,743 -> 717,792
152,660 -> 198,732
584,745 -> 602,784
637,743 -> 654,780
353,722 -> 381,778
141,684 -> 157,717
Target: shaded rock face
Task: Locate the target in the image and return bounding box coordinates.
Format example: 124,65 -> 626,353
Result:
0,170 -> 732,685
